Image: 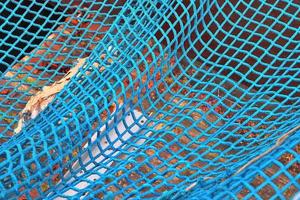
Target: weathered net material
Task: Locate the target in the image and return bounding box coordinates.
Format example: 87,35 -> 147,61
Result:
0,0 -> 299,199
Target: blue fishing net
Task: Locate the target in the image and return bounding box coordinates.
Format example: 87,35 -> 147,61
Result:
0,0 -> 299,199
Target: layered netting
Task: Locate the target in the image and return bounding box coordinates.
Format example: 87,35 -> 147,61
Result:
0,0 -> 299,199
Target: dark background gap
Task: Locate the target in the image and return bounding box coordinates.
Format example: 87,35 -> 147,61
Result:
0,0 -> 67,73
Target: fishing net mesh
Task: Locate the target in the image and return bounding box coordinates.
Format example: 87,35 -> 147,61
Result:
0,0 -> 299,199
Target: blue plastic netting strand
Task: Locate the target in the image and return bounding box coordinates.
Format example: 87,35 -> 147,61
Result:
0,0 -> 299,199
